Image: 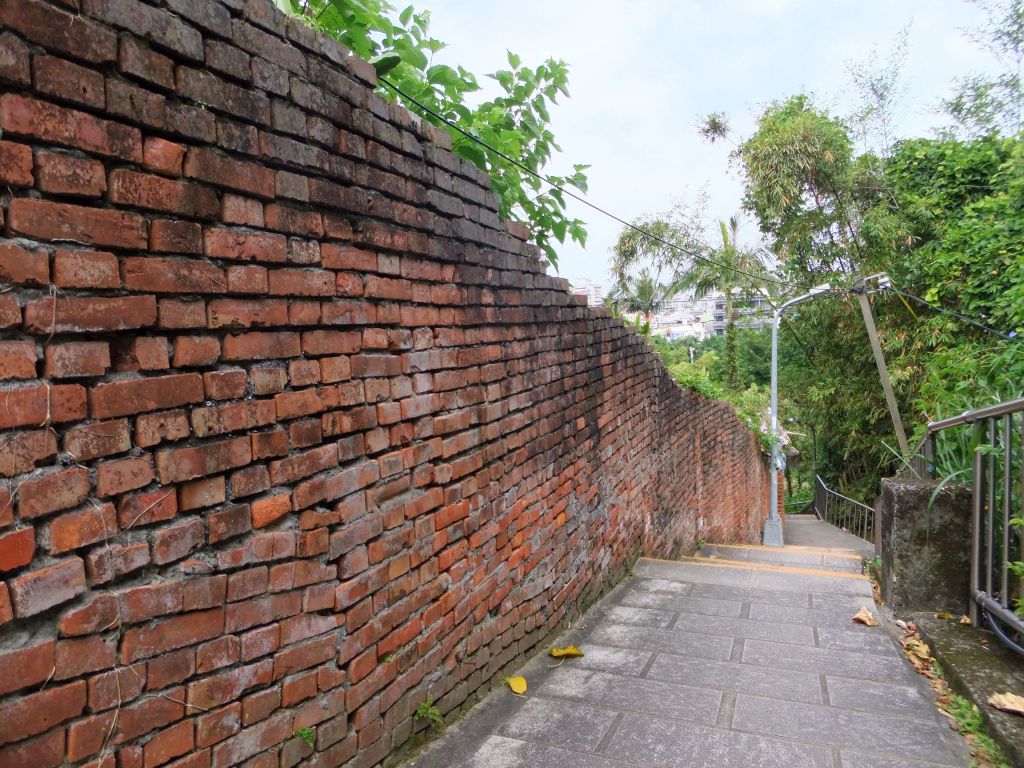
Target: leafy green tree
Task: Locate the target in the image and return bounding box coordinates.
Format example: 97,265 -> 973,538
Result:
943,0 -> 1024,137
677,217 -> 768,390
607,270 -> 679,328
277,0 -> 588,265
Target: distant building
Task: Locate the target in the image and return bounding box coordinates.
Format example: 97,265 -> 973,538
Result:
569,278 -> 605,307
650,290 -> 771,340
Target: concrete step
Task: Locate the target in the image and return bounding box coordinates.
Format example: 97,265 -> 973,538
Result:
693,543 -> 865,574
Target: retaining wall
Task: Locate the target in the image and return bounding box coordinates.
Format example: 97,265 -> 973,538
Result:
0,1 -> 771,766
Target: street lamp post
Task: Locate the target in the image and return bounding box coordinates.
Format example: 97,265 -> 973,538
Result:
763,282 -> 832,547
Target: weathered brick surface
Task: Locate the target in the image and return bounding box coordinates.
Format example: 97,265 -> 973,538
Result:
0,1 -> 770,765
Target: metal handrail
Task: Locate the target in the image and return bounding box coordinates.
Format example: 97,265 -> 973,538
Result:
813,475 -> 875,543
904,399 -> 1024,656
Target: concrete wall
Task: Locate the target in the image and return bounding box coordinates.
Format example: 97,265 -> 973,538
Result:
0,1 -> 772,765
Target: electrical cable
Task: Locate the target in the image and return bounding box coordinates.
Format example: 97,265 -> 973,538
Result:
886,287 -> 1016,341
377,76 -> 798,290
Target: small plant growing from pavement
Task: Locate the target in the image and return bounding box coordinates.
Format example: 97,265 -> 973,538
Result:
415,697 -> 444,731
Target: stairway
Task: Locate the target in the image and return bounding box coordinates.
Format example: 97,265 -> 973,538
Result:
689,541 -> 865,575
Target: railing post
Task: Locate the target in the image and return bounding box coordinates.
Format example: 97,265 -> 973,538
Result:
970,422 -> 984,627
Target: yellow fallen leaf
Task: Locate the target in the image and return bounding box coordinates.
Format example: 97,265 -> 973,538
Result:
988,692 -> 1024,716
549,645 -> 585,659
959,615 -> 972,625
935,611 -> 953,620
506,676 -> 527,695
852,607 -> 879,627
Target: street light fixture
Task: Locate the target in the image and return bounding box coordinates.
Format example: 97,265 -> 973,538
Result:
763,281 -> 832,547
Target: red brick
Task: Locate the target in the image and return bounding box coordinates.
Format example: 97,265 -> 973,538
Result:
33,54 -> 105,108
203,369 -> 247,400
55,635 -> 116,679
121,608 -> 225,662
0,730 -> 65,768
116,337 -> 170,372
0,0 -> 117,61
35,149 -> 106,195
268,268 -> 334,296
222,194 -> 264,227
146,648 -> 195,691
158,299 -> 207,329
144,721 -> 194,768
136,409 -> 191,447
226,264 -> 268,293
124,256 -> 226,294
59,593 -> 119,636
179,476 -> 226,510
209,503 -> 251,544
196,703 -> 241,748
208,299 -> 288,329
109,168 -> 219,217
204,228 -> 287,263
251,493 -> 291,528
0,429 -> 57,477
118,488 -> 178,528
8,557 -> 86,617
230,465 -> 270,498
0,294 -> 20,328
63,418 -> 130,460
0,340 -> 36,379
209,710 -> 291,767
24,295 -> 157,334
0,680 -> 85,745
49,502 -> 118,554
115,687 -> 186,743
0,639 -> 53,696
86,540 -> 151,584
0,140 -> 32,186
0,583 -> 10,625
251,428 -> 288,459
196,635 -> 239,674
121,36 -> 175,90
187,660 -> 272,711
0,382 -> 86,428
96,456 -> 154,497
151,219 -> 202,253
88,663 -> 146,710
89,373 -> 204,418
321,243 -> 376,271
0,242 -> 48,286
17,469 -> 91,520
53,249 -> 120,289
0,94 -> 140,160
156,436 -> 252,484
223,331 -> 301,361
184,147 -> 274,199
0,526 -> 34,572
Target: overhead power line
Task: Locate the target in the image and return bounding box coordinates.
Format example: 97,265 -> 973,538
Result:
886,287 -> 1016,341
377,76 -> 797,290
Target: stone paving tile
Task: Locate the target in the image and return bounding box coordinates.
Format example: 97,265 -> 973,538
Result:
826,676 -> 946,722
748,569 -> 873,596
537,667 -> 722,724
450,735 -> 630,768
672,612 -> 816,645
495,697 -> 617,752
816,626 -> 901,656
743,638 -> 916,682
840,750 -> 963,767
616,589 -> 743,618
562,644 -> 653,677
688,582 -> 814,607
603,605 -> 675,628
628,577 -> 693,595
587,622 -> 733,660
605,712 -> 835,768
748,602 -> 878,628
400,555 -> 969,768
697,545 -> 864,572
732,694 -> 964,765
647,653 -> 824,704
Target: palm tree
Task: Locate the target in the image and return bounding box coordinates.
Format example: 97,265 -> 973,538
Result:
607,269 -> 679,329
680,217 -> 768,390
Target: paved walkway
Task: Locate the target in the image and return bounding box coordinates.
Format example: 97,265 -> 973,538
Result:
402,525 -> 969,768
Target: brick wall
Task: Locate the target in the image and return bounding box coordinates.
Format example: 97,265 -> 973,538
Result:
0,1 -> 771,766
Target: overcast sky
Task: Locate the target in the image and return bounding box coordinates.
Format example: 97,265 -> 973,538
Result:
422,0 -> 995,290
